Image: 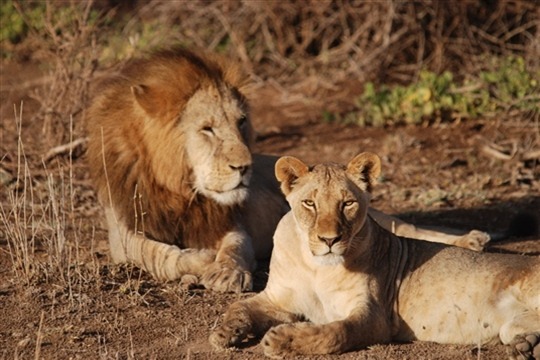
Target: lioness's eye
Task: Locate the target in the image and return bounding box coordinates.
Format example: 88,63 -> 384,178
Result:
302,199 -> 315,208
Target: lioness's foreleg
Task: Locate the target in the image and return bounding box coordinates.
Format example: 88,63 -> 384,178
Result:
106,208 -> 216,281
368,208 -> 490,251
210,293 -> 299,350
261,309 -> 392,358
200,229 -> 256,292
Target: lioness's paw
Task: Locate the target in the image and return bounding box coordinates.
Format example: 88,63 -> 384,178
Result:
261,324 -> 296,359
209,314 -> 252,350
457,230 -> 490,251
262,323 -> 323,358
201,263 -> 252,293
507,332 -> 540,360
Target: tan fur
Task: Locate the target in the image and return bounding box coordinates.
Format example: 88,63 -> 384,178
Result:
86,48 -> 489,293
210,153 -> 540,359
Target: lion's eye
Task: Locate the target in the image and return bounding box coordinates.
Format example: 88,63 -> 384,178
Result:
237,115 -> 247,129
201,126 -> 214,135
302,199 -> 315,208
343,200 -> 356,208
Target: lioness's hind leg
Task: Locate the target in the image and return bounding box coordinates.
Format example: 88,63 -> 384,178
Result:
368,208 -> 490,251
507,332 -> 540,360
453,230 -> 491,251
501,310 -> 540,360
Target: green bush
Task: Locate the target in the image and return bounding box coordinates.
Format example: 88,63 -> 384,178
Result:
0,0 -> 47,44
348,56 -> 539,126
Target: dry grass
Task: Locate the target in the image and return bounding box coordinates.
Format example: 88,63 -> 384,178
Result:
0,104 -> 88,288
12,0 -> 99,147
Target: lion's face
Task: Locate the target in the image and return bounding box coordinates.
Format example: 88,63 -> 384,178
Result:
132,80 -> 253,206
275,153 -> 381,265
181,85 -> 252,205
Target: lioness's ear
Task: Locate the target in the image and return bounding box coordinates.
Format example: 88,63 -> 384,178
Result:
346,152 -> 381,192
275,156 -> 309,196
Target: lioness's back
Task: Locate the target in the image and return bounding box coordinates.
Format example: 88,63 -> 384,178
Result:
395,238 -> 540,343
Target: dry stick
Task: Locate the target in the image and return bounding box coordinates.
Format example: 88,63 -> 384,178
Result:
523,150 -> 540,161
212,8 -> 251,70
34,311 -> 45,360
43,137 -> 88,162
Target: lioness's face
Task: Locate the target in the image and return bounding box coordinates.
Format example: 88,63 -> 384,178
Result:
182,85 -> 253,205
275,154 -> 381,265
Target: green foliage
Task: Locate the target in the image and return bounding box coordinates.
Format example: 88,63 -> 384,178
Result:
0,0 -> 44,44
342,56 -> 539,126
481,56 -> 539,111
1,1 -> 103,60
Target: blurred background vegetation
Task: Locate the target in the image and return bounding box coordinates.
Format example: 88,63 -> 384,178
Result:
1,0 -> 539,132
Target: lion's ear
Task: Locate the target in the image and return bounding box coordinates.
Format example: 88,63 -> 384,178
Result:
132,84 -> 171,117
346,152 -> 381,192
275,156 -> 309,196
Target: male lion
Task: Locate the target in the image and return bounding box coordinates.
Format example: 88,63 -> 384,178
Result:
210,153 -> 540,359
86,48 -> 489,293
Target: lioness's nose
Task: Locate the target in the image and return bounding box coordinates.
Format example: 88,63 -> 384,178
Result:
318,235 -> 342,247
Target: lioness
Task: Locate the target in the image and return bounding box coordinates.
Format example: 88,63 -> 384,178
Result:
210,153 -> 540,359
86,48 -> 489,293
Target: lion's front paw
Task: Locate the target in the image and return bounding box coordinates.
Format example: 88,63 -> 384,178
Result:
457,230 -> 491,251
201,263 -> 252,293
179,274 -> 199,290
209,312 -> 252,350
507,332 -> 540,360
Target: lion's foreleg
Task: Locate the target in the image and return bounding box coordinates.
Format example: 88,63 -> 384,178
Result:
200,229 -> 256,292
106,208 -> 215,281
368,208 -> 490,251
210,292 -> 298,350
261,308 -> 392,357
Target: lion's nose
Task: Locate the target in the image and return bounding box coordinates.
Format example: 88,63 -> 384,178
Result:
318,235 -> 342,247
229,164 -> 250,175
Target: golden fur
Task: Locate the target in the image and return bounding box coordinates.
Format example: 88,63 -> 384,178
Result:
86,48 -> 490,293
210,153 -> 540,359
86,49 -> 287,291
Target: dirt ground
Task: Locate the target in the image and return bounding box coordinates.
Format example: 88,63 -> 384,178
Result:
1,60 -> 539,360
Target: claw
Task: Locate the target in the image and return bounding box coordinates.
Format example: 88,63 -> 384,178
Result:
201,264 -> 253,292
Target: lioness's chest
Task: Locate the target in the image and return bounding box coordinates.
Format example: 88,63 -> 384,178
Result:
299,269 -> 370,324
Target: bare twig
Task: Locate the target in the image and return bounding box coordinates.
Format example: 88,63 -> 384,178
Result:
43,137 -> 88,162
